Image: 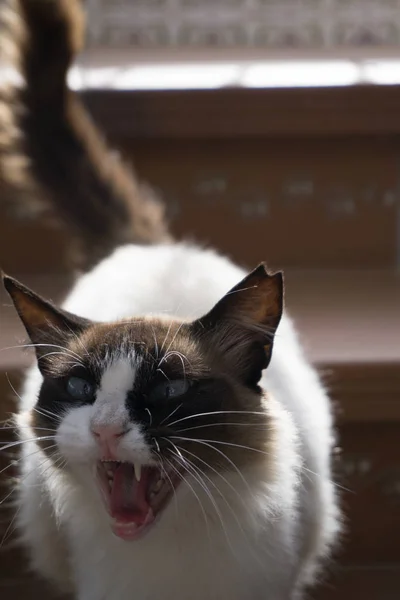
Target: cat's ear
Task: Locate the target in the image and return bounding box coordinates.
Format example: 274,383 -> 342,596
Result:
194,264 -> 283,387
2,274 -> 90,372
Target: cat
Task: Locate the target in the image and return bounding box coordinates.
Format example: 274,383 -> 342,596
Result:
0,1 -> 340,599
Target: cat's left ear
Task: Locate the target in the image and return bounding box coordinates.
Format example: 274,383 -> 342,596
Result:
2,274 -> 90,372
194,264 -> 283,387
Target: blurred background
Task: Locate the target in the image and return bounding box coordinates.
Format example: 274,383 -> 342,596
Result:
0,1 -> 399,599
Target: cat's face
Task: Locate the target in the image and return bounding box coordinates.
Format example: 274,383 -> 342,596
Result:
4,265 -> 283,541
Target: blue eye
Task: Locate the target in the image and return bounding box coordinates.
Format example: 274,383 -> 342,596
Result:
66,377 -> 95,401
149,380 -> 190,402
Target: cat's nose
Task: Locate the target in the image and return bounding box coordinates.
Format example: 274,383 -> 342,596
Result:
91,424 -> 127,456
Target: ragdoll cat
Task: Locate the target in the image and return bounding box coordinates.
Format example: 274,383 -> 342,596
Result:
0,1 -> 339,599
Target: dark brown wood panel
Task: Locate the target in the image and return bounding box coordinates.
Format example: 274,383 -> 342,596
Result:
128,137 -> 398,269
82,86 -> 400,139
1,85 -> 399,273
338,423 -> 400,565
1,135 -> 397,271
316,568 -> 400,600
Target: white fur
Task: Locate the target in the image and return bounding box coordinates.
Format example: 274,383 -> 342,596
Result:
17,242 -> 340,600
92,358 -> 138,432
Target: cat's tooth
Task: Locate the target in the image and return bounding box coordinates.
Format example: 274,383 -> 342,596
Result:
153,479 -> 162,493
134,462 -> 142,482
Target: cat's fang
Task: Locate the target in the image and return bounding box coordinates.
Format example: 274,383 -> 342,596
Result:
152,479 -> 162,493
134,462 -> 142,482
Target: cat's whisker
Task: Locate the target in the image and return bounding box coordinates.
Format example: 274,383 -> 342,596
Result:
170,442 -> 264,567
163,349 -> 192,378
163,456 -> 212,544
300,465 -> 354,495
150,324 -> 160,361
145,408 -> 153,427
152,437 -> 161,454
175,422 -> 271,434
158,320 -> 174,358
38,351 -> 84,364
0,443 -> 59,478
156,456 -> 179,518
171,436 -> 271,458
0,502 -> 21,549
163,350 -> 187,380
167,450 -> 239,561
168,410 -> 267,428
168,450 -> 263,567
63,322 -> 90,358
0,446 -> 58,507
172,435 -> 350,495
158,321 -> 187,367
224,285 -> 258,296
169,436 -> 255,499
0,425 -> 57,433
159,402 -> 183,427
156,367 -> 170,382
0,444 -> 60,549
172,448 -> 253,560
0,343 -> 83,363
32,405 -> 63,424
174,444 -> 247,508
5,373 -> 23,404
0,436 -> 56,453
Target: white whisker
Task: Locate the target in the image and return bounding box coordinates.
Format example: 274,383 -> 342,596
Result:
159,402 -> 183,427
168,410 -> 267,428
158,321 -> 187,368
169,436 -> 255,498
164,456 -> 211,543
0,436 -> 56,453
176,422 -> 270,434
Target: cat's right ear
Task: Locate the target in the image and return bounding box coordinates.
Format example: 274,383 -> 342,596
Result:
2,274 -> 91,373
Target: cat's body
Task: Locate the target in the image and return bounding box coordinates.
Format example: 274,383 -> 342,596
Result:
18,243 -> 337,600
1,2 -> 339,599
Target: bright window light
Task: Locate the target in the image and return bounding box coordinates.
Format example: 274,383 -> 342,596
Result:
241,61 -> 361,88
68,64 -> 241,90
363,60 -> 400,85
3,58 -> 400,91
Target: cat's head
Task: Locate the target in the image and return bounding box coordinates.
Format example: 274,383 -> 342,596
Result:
4,265 -> 283,541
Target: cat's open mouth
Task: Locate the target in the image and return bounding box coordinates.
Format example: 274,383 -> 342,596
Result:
96,460 -> 180,541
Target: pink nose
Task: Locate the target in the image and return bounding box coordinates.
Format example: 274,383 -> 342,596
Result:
91,424 -> 127,456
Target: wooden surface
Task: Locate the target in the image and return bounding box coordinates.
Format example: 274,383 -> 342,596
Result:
1,87 -> 400,273
82,86 -> 400,139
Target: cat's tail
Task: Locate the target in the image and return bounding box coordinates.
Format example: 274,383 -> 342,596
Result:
0,0 -> 170,270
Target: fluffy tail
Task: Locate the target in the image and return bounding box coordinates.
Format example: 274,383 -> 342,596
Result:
0,0 -> 169,270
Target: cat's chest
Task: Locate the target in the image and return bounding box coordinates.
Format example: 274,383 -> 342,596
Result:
70,519 -> 286,600
71,522 -> 295,600
75,538 -> 253,600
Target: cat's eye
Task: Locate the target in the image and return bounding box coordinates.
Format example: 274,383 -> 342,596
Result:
149,379 -> 190,402
66,376 -> 95,402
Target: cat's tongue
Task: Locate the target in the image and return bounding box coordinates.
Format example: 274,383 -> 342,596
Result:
110,463 -> 151,526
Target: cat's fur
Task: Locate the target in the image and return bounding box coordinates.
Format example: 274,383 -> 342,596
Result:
1,1 -> 340,599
